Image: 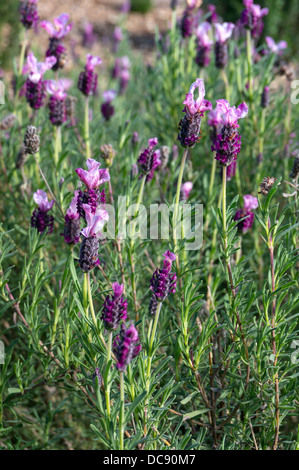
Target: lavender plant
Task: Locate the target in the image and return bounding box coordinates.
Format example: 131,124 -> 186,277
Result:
0,0 -> 298,452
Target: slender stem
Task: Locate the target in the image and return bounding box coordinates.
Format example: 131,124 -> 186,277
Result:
222,166 -> 250,384
119,371 -> 125,450
85,97 -> 91,159
105,331 -> 113,420
130,174 -> 146,321
268,225 -> 279,450
86,272 -> 97,327
173,149 -> 188,278
54,126 -> 60,167
246,30 -> 253,106
144,302 -> 162,438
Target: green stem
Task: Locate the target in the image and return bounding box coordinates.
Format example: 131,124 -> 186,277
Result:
85,97 -> 91,159
130,174 -> 146,321
173,149 -> 188,274
105,331 -> 113,420
54,126 -> 60,167
86,272 -> 97,327
119,371 -> 125,450
246,30 -> 253,106
146,302 -> 162,396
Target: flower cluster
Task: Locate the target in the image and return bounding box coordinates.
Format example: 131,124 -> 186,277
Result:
45,79 -> 72,126
178,78 -> 212,148
214,23 -> 235,69
137,137 -> 160,182
195,22 -> 213,68
20,0 -> 39,29
63,191 -> 81,245
101,90 -> 117,121
240,0 -> 269,38
113,323 -> 141,372
181,0 -> 201,38
23,52 -> 57,109
112,56 -> 131,94
211,99 -> 248,166
78,54 -> 102,96
75,158 -> 110,219
234,194 -> 258,233
101,282 -> 128,331
31,190 -> 54,234
149,250 -> 177,316
41,13 -> 73,71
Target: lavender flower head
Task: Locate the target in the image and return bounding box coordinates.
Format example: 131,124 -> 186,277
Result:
240,0 -> 268,38
79,204 -> 109,272
76,158 -> 110,219
207,4 -> 218,24
101,282 -> 128,331
112,56 -> 131,94
63,190 -> 81,245
137,137 -> 161,182
20,0 -> 39,29
78,54 -> 102,96
214,22 -> 235,69
113,27 -> 123,52
181,181 -> 193,200
31,189 -> 54,234
234,194 -> 258,233
181,0 -> 201,38
45,78 -> 72,126
211,99 -> 248,166
195,22 -> 213,68
82,22 -> 97,48
41,14 -> 73,71
178,78 -> 212,148
265,37 -> 287,56
113,323 -> 141,372
149,251 -> 177,315
101,90 -> 117,121
23,52 -> 57,109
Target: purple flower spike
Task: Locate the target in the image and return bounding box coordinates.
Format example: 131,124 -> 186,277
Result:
63,191 -> 81,245
181,182 -> 193,200
234,194 -> 258,233
211,99 -> 248,166
45,79 -> 72,126
78,205 -> 109,272
178,78 -> 212,148
214,23 -> 235,69
23,53 -> 57,109
76,159 -> 110,191
240,0 -> 269,38
78,54 -> 102,96
20,0 -> 39,29
195,22 -> 213,68
101,282 -> 128,331
41,14 -> 73,71
113,323 -> 141,372
137,137 -> 160,183
101,90 -> 117,121
181,0 -> 201,38
149,251 -> 177,315
31,189 -> 54,234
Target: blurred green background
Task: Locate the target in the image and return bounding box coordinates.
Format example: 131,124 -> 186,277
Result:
0,0 -> 298,69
